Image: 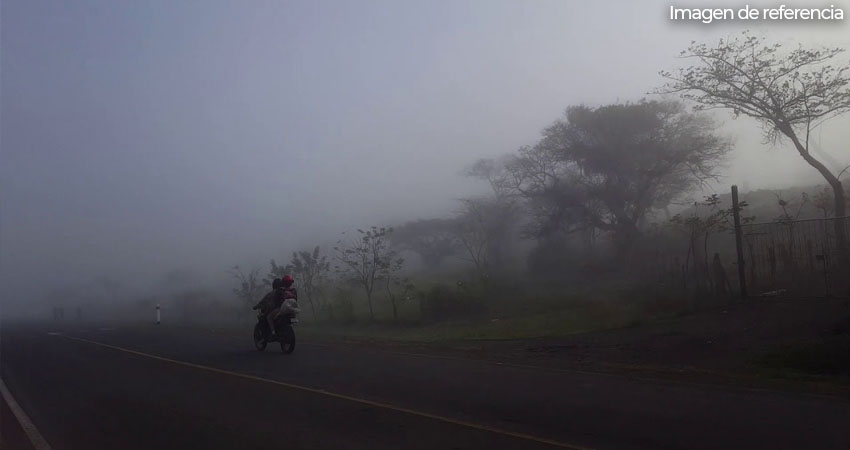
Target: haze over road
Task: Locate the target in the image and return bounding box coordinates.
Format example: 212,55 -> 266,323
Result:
2,323 -> 848,450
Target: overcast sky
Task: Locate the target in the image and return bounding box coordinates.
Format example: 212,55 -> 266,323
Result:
2,0 -> 849,311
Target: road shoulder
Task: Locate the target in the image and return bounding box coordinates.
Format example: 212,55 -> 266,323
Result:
1,379 -> 47,450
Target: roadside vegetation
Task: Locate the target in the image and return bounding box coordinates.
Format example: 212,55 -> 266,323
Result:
61,32 -> 850,384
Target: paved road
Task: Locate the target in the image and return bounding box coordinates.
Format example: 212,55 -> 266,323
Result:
1,385 -> 37,450
1,322 -> 848,450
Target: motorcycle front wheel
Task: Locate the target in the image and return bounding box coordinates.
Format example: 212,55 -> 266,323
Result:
253,323 -> 267,351
279,324 -> 295,354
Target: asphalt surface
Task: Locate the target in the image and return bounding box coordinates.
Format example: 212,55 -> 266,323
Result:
1,388 -> 37,450
1,322 -> 848,450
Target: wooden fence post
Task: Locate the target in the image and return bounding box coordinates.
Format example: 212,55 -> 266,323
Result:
732,185 -> 748,299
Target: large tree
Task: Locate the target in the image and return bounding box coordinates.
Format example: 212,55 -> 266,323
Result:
390,219 -> 460,270
658,31 -> 850,257
502,100 -> 729,253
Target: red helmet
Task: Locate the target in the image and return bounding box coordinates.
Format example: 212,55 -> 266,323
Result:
282,275 -> 294,286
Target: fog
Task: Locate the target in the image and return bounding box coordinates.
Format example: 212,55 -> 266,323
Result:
2,0 -> 849,318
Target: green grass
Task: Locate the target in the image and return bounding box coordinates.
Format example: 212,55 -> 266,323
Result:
298,300 -> 663,343
300,278 -> 695,343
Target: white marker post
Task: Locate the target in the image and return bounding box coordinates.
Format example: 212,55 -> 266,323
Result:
156,303 -> 161,325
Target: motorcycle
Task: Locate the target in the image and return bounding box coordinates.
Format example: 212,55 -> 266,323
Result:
253,310 -> 297,354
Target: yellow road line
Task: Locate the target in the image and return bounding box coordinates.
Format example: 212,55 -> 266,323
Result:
60,334 -> 595,450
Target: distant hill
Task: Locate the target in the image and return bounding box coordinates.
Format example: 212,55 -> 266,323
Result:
737,185 -> 838,223
663,184 -> 842,224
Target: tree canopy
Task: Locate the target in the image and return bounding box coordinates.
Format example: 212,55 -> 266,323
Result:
499,100 -> 730,251
658,32 -> 850,258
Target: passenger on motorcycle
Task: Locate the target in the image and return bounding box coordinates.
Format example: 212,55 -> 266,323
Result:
278,274 -> 298,315
252,276 -> 298,336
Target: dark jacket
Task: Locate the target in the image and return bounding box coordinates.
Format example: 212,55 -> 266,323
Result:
253,288 -> 284,312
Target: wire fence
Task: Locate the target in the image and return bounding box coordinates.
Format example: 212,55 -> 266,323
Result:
741,216 -> 850,297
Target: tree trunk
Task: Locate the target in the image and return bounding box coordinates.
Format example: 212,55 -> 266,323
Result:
365,287 -> 374,321
613,222 -> 639,258
385,276 -> 398,321
683,233 -> 694,290
308,295 -> 317,321
782,124 -> 849,263
832,183 -> 849,264
703,232 -> 712,293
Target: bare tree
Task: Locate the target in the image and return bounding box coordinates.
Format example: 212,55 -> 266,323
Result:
456,205 -> 488,279
453,197 -> 519,280
334,226 -> 395,321
290,246 -> 330,321
265,259 -> 293,286
465,157 -> 517,201
380,254 -> 407,321
659,31 -> 850,258
227,265 -> 264,310
669,195 -> 753,292
812,186 -> 834,219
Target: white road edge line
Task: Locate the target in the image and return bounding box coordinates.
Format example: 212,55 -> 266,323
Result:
0,378 -> 54,450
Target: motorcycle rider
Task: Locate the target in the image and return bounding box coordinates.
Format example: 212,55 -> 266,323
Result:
253,278 -> 284,336
252,275 -> 298,336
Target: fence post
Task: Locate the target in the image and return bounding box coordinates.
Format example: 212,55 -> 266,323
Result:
732,185 -> 748,299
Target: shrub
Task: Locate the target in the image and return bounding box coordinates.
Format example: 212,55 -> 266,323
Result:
420,284 -> 488,323
329,286 -> 355,324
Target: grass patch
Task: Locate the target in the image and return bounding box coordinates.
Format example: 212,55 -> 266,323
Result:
302,279 -> 695,343
299,301 -> 665,343
755,335 -> 850,378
